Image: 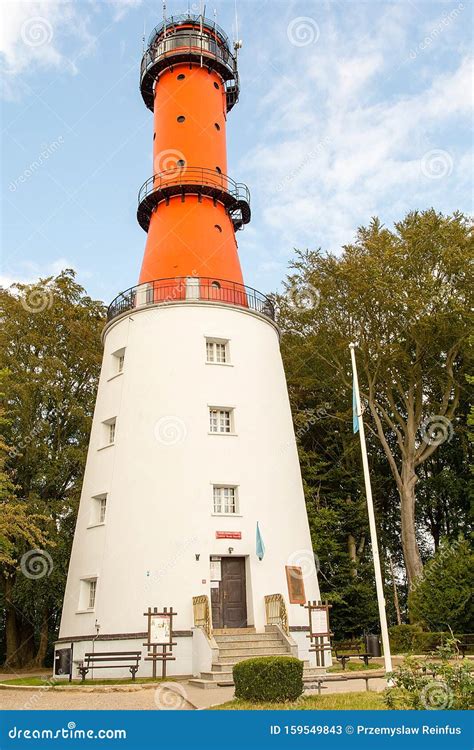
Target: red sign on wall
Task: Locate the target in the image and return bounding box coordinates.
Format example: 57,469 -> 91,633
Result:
216,531 -> 242,539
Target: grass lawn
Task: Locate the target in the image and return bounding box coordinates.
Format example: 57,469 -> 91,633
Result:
211,692 -> 385,710
0,676 -> 172,687
328,662 -> 381,673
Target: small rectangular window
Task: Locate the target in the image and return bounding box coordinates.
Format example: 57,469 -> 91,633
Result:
109,421 -> 116,444
101,418 -> 116,448
209,408 -> 232,433
206,339 -> 229,364
90,494 -> 107,525
112,348 -> 125,375
88,579 -> 97,609
99,496 -> 107,523
213,486 -> 238,514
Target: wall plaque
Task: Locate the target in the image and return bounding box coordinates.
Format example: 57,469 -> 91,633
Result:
216,531 -> 241,539
285,565 -> 306,604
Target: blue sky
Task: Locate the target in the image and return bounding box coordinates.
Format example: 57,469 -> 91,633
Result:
1,0 -> 472,304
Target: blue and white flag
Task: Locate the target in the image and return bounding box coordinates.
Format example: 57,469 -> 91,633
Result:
256,522 -> 265,560
353,378 -> 359,434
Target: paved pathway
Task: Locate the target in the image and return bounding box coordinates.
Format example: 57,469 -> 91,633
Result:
0,675 -> 388,711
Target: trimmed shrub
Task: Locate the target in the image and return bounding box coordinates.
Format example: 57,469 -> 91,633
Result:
233,656 -> 304,703
389,626 -> 474,655
389,624 -> 424,653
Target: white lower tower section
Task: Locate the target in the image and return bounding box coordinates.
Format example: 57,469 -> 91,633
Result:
56,300 -> 324,677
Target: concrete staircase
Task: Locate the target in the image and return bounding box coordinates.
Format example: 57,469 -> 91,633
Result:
189,626 -> 325,689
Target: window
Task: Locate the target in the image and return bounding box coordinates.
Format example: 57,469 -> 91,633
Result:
177,73 -> 185,80
206,339 -> 228,364
214,122 -> 220,131
177,159 -> 185,167
213,486 -> 238,515
112,348 -> 125,376
214,224 -> 222,232
101,418 -> 116,447
177,115 -> 185,123
209,408 -> 233,433
78,577 -> 98,611
215,166 -> 222,174
211,281 -> 221,290
90,494 -> 107,526
88,579 -> 97,610
213,81 -> 219,89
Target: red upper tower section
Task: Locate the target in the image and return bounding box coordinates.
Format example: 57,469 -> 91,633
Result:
137,14 -> 250,287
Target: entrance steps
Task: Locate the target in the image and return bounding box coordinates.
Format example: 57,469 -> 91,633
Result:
189,627 -> 326,689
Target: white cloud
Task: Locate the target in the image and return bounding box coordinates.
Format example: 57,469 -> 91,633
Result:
0,0 -> 141,98
240,2 -> 473,259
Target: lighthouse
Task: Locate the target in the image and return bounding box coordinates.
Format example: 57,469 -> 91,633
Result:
55,12 -> 327,683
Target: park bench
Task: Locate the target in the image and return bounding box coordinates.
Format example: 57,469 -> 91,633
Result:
308,671 -> 385,694
77,651 -> 141,682
333,641 -> 372,670
458,635 -> 474,658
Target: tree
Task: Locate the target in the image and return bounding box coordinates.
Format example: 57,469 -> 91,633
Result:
408,537 -> 473,633
277,210 -> 472,588
0,271 -> 105,667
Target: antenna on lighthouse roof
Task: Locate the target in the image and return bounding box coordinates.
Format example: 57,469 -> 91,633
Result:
142,17 -> 146,52
233,0 -> 243,53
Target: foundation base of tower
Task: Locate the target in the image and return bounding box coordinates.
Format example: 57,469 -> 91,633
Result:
53,624 -> 331,681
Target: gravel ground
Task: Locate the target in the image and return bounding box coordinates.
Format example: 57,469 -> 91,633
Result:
0,677 -> 387,711
0,681 -> 234,711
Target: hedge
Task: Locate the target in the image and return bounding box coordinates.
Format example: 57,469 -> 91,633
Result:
233,656 -> 304,703
388,625 -> 473,654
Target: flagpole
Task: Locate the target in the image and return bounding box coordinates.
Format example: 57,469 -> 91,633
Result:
349,343 -> 393,673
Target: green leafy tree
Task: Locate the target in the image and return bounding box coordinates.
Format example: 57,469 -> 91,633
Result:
408,537 -> 473,633
0,271 -> 105,667
277,210 -> 472,589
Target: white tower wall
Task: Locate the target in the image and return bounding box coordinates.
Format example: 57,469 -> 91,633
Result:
57,301 -> 322,676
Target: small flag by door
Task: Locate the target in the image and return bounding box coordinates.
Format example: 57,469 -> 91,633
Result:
256,522 -> 265,560
353,378 -> 359,434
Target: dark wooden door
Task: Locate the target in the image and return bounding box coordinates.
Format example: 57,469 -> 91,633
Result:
211,557 -> 247,629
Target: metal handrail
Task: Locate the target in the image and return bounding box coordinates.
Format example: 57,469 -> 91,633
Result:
137,167 -> 250,209
106,277 -> 275,323
140,30 -> 234,83
192,594 -> 212,639
148,14 -> 231,50
265,594 -> 289,635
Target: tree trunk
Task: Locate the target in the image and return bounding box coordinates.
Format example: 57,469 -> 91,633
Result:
399,465 -> 423,588
347,534 -> 357,577
3,576 -> 20,666
389,555 -> 402,625
30,615 -> 49,668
